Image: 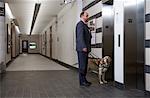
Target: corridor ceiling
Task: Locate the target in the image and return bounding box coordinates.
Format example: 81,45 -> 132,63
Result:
5,0 -> 64,35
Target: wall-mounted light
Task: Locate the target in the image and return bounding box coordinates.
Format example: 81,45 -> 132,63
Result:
65,0 -> 75,4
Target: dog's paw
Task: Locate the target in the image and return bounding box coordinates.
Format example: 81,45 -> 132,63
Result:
99,81 -> 104,84
103,81 -> 108,84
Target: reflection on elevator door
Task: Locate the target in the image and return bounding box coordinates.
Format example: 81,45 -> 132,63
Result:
22,40 -> 28,53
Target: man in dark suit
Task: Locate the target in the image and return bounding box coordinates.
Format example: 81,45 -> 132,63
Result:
76,11 -> 92,87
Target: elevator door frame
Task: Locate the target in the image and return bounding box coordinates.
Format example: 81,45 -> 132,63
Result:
102,4 -> 114,81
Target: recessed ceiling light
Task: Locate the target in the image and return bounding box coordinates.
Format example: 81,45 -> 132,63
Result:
15,26 -> 20,34
5,3 -> 14,19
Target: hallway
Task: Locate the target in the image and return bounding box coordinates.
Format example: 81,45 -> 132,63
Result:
0,54 -> 149,98
6,54 -> 69,71
0,0 -> 150,97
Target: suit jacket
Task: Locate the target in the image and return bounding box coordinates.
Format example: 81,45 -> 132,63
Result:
76,20 -> 92,52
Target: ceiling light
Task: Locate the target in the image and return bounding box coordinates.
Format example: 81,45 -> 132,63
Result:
5,3 -> 14,19
15,26 -> 20,34
64,0 -> 67,3
30,3 -> 41,35
37,0 -> 41,4
63,0 -> 75,5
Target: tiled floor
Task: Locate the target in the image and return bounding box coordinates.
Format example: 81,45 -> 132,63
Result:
6,54 -> 69,71
1,71 -> 150,98
1,54 -> 150,98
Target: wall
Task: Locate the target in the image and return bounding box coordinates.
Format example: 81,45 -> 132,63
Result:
5,4 -> 20,64
40,0 -> 106,68
5,7 -> 11,64
56,1 -> 79,66
40,0 -> 82,67
0,1 -> 6,73
82,0 -> 103,58
11,24 -> 20,58
40,33 -> 46,55
20,35 -> 40,54
145,0 -> 150,92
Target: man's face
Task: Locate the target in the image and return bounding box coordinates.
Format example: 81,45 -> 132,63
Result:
82,12 -> 89,23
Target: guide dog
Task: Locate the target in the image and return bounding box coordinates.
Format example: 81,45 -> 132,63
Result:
88,55 -> 112,84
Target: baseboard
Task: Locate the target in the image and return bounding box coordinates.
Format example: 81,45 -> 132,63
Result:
40,54 -> 51,59
39,53 -> 79,70
6,60 -> 13,67
16,54 -> 19,58
114,81 -> 125,89
6,54 -> 20,67
52,58 -> 78,70
12,54 -> 19,59
28,53 -> 40,54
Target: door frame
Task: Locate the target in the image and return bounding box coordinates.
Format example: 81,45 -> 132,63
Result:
10,23 -> 13,59
22,40 -> 28,53
50,26 -> 52,59
45,31 -> 47,56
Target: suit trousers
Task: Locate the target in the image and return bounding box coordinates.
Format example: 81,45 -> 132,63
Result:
77,51 -> 89,84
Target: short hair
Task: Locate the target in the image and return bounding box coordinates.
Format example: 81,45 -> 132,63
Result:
80,11 -> 85,17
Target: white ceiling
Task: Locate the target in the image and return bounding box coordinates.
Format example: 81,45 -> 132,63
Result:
5,0 -> 64,35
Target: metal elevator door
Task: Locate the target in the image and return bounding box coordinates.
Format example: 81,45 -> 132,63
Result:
124,0 -> 145,90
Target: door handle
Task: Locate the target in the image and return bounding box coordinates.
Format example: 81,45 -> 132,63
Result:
118,34 -> 120,47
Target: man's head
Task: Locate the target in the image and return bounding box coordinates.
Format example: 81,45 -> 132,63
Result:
80,11 -> 89,23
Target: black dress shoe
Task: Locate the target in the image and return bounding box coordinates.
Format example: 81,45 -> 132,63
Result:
80,82 -> 91,87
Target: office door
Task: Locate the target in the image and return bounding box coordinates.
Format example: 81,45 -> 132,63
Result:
22,40 -> 28,53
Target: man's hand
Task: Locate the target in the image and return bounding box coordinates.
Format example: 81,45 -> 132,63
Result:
82,48 -> 87,52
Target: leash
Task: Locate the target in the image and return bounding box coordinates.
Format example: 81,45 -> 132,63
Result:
89,52 -> 100,66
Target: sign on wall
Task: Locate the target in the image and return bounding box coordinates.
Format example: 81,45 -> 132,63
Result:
0,7 -> 5,16
88,18 -> 96,45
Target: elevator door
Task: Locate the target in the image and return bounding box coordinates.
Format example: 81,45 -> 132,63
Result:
124,0 -> 145,90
